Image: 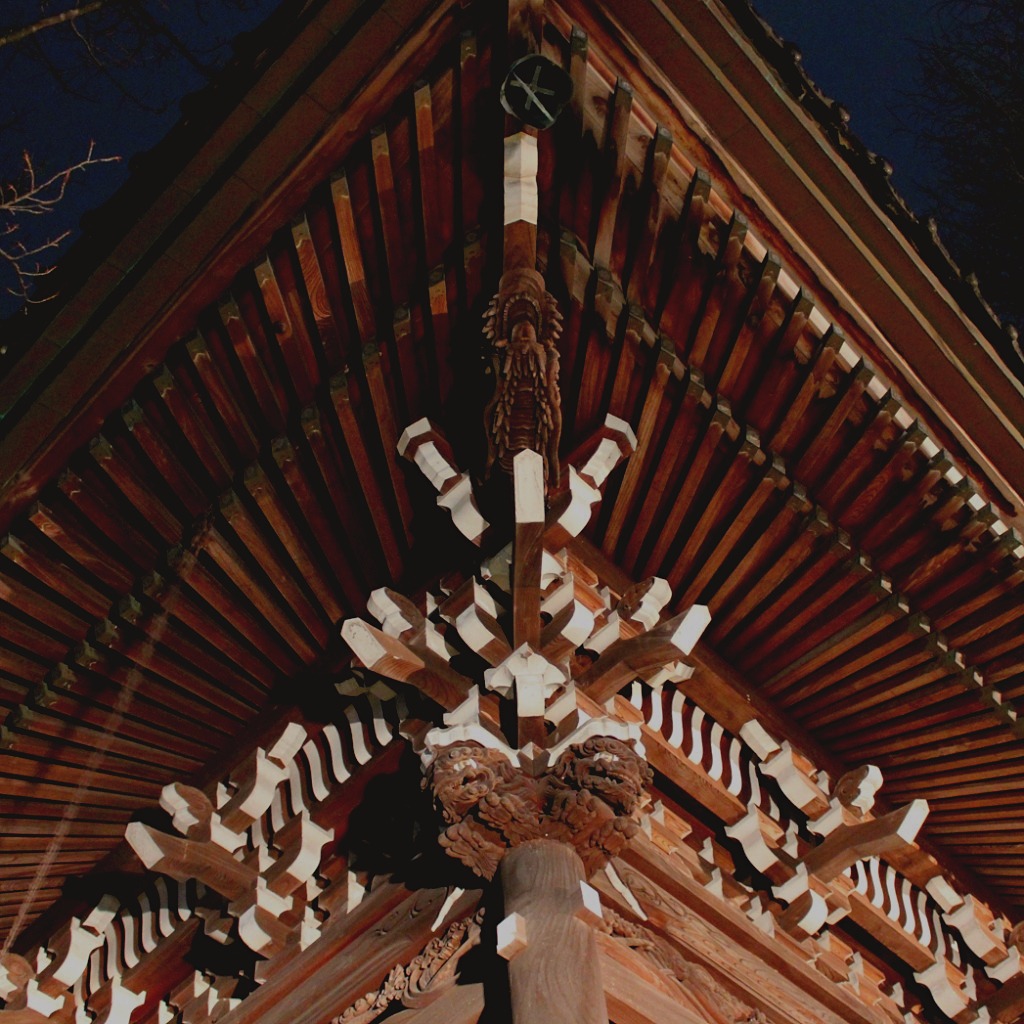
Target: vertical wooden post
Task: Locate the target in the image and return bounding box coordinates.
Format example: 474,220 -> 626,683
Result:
512,449 -> 544,651
503,0 -> 543,273
499,840 -> 608,1024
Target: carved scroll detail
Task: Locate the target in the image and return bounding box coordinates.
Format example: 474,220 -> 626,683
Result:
330,912 -> 482,1024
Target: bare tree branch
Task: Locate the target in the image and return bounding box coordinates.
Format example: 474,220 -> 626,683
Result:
0,143 -> 120,303
0,1 -> 124,50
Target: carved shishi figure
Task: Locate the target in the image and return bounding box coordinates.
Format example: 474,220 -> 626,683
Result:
424,737 -> 651,879
551,736 -> 653,818
483,267 -> 563,488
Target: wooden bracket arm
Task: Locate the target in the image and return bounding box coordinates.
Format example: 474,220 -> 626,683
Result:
125,822 -> 257,903
578,605 -> 710,704
802,799 -> 929,882
341,618 -> 473,710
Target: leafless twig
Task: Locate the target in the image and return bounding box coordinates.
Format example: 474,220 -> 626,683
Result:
0,142 -> 119,303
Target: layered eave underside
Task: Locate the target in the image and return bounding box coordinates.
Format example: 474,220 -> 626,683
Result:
0,0 -> 1023,969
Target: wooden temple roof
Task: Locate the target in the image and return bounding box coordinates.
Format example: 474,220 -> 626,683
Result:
1,1 -> 1024,1022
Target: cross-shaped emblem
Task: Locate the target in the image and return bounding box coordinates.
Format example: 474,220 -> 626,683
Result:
500,54 -> 573,129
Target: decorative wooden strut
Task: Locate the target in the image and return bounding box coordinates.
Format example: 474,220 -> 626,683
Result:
345,416 -> 709,1024
125,723 -> 333,959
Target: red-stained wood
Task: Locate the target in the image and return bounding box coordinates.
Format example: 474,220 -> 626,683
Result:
513,450 -> 544,651
151,365 -> 232,490
292,214 -> 345,374
243,460 -> 344,624
603,355 -> 673,555
327,373 -> 405,583
270,436 -> 365,614
500,840 -> 607,1024
88,435 -> 181,548
212,493 -> 326,654
361,343 -> 415,546
642,397 -> 738,580
255,254 -> 320,407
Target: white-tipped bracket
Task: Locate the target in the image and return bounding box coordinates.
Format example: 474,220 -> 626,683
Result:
496,912 -> 529,960
264,812 -> 334,897
761,742 -> 828,813
236,879 -> 292,956
926,874 -> 964,914
575,881 -> 604,928
670,604 -> 711,655
513,449 -> 545,524
25,978 -> 66,1017
913,961 -> 969,1018
96,980 -> 147,1024
724,806 -> 781,874
399,419 -> 489,545
578,416 -> 637,488
485,646 -> 566,714
82,893 -> 120,935
47,918 -> 107,987
504,133 -> 539,226
267,722 -> 308,768
618,578 -> 672,631
398,418 -> 458,489
437,476 -> 490,546
739,719 -> 781,761
367,587 -> 420,637
944,896 -> 1006,965
541,575 -> 596,648
0,954 -> 32,1002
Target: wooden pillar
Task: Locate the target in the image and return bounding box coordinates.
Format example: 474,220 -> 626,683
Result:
499,840 -> 608,1024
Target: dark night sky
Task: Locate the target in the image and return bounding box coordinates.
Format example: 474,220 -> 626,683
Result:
0,0 -> 941,316
0,0 -> 280,316
752,0 -> 938,213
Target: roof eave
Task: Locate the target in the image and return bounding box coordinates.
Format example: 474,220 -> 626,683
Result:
0,0 -> 458,533
595,0 -> 1024,527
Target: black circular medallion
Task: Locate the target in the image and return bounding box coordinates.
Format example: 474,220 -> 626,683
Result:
500,54 -> 573,130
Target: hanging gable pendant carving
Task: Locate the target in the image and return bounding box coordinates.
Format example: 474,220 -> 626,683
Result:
483,262 -> 564,490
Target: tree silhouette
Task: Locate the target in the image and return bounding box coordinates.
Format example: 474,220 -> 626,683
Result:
913,0 -> 1024,326
0,0 -> 264,310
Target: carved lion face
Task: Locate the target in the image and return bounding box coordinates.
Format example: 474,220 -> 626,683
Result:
552,737 -> 652,817
426,743 -> 513,823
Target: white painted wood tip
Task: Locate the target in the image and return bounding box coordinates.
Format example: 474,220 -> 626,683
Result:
340,618 -> 381,664
26,978 -> 65,1017
739,719 -> 781,760
670,604 -> 711,655
503,134 -> 539,226
125,821 -> 162,870
603,413 -> 638,450
512,449 -> 545,522
496,912 -> 528,960
925,874 -> 963,914
574,881 -> 603,927
899,799 -> 929,842
397,416 -> 432,456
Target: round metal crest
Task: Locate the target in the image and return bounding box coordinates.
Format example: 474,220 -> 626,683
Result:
500,54 -> 573,130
